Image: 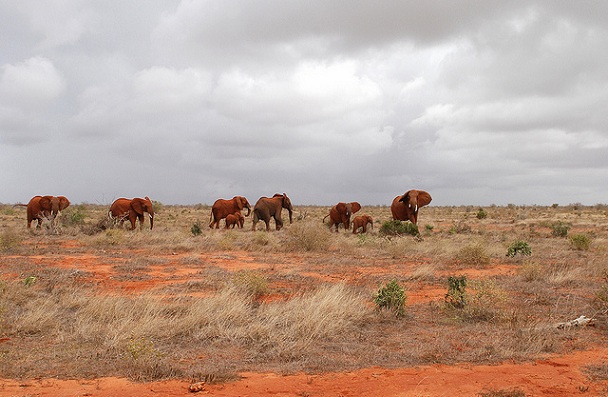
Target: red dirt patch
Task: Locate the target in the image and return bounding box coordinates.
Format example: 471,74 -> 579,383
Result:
2,347 -> 607,396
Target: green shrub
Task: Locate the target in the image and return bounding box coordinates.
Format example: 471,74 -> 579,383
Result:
379,220 -> 419,236
62,206 -> 86,226
506,240 -> 531,257
445,275 -> 467,308
569,233 -> 591,251
191,222 -> 203,236
476,208 -> 488,219
550,221 -> 570,237
373,279 -> 406,317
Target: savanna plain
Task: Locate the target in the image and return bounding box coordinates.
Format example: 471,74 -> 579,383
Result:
1,202 -> 608,397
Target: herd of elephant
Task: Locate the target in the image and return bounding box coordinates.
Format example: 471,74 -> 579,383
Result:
19,189 -> 432,234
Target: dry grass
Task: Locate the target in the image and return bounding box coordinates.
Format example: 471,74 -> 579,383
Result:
1,203 -> 607,381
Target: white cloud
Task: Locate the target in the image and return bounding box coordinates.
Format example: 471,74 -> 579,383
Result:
0,57 -> 65,106
2,2 -> 608,206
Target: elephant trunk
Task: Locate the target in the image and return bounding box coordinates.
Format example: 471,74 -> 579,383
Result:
244,205 -> 251,217
288,208 -> 293,224
149,213 -> 154,230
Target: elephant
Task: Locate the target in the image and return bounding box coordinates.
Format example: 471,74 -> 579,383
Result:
225,211 -> 245,229
352,215 -> 373,234
24,195 -> 71,229
252,193 -> 293,231
209,196 -> 251,229
391,189 -> 432,225
323,202 -> 361,232
109,196 -> 155,230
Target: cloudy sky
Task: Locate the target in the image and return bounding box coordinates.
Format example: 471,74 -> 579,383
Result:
1,1 -> 607,207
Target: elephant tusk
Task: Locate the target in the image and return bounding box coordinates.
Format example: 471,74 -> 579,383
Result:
148,214 -> 153,219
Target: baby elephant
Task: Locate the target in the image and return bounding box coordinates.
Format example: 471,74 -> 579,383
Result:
352,215 -> 373,234
225,211 -> 245,229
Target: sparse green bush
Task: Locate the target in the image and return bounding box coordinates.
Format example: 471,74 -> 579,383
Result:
506,240 -> 531,257
550,221 -> 570,237
476,208 -> 488,219
373,279 -> 406,317
191,222 -> 203,236
445,275 -> 467,309
379,220 -> 419,236
455,244 -> 490,267
569,233 -> 591,251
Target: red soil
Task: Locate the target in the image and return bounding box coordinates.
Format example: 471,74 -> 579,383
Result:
2,240 -> 607,396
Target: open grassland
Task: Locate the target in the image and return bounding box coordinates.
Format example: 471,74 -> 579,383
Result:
1,202 -> 608,388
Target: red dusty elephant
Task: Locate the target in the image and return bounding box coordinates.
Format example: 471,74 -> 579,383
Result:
391,189 -> 432,225
209,196 -> 251,229
324,202 -> 361,232
352,215 -> 373,234
225,211 -> 245,229
24,195 -> 71,229
252,193 -> 293,231
109,196 -> 155,230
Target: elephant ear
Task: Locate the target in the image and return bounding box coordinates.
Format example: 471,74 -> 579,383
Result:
236,197 -> 245,210
58,196 -> 70,211
398,192 -> 411,204
39,196 -> 52,210
417,191 -> 432,208
131,198 -> 144,215
351,202 -> 361,213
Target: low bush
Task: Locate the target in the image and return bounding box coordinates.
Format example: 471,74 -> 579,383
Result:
191,222 -> 203,236
0,230 -> 21,252
550,221 -> 570,237
445,275 -> 467,309
231,270 -> 269,299
373,279 -> 406,317
379,220 -> 419,236
506,241 -> 531,257
455,244 -> 490,267
283,221 -> 331,252
569,233 -> 591,251
476,208 -> 488,219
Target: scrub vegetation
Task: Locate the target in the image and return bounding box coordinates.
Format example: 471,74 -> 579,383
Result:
0,203 -> 607,387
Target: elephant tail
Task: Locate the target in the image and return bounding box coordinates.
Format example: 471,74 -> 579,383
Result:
323,214 -> 330,224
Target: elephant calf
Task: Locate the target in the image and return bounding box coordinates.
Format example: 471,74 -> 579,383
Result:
225,212 -> 245,229
352,215 -> 373,234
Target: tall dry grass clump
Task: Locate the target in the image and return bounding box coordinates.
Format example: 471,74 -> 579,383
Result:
282,221 -> 332,252
248,283 -> 369,360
